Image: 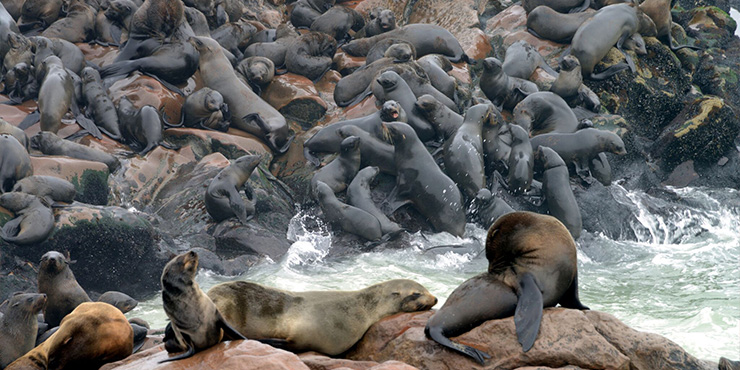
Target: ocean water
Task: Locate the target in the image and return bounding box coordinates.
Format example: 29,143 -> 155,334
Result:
732,8 -> 740,37
129,186 -> 740,362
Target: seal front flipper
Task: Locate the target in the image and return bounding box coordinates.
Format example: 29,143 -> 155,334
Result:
425,325 -> 491,365
514,271 -> 543,352
380,186 -> 412,214
228,187 -> 252,224
558,273 -> 589,310
216,312 -> 247,341
18,111 -> 41,130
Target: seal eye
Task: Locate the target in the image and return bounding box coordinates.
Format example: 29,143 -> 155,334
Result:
391,292 -> 400,296
410,293 -> 421,299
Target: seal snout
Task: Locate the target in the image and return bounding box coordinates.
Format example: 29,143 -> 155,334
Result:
482,57 -> 502,72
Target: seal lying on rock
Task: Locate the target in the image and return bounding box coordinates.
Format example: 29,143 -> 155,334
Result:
12,175 -> 76,203
0,192 -> 54,245
207,279 -> 437,355
425,211 -> 589,364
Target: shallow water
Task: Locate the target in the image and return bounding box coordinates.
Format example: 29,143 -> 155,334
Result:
129,186 -> 740,361
732,8 -> 740,37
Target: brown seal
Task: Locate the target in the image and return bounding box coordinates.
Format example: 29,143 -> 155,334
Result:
37,251 -> 92,328
81,67 -> 123,140
205,154 -> 262,224
160,251 -> 246,362
190,36 -> 294,154
0,192 -> 54,245
310,5 -> 364,42
425,211 -> 589,364
236,56 -> 275,94
337,125 -> 396,175
639,0 -> 700,51
207,279 -> 437,355
285,31 -> 337,81
414,94 -> 463,142
357,7 -> 396,38
211,20 -> 258,60
290,0 -> 335,29
443,104 -> 490,199
40,0 -> 96,43
0,293 -> 47,368
347,166 -> 402,235
502,40 -> 558,79
178,87 -> 230,131
0,134 -> 32,193
5,302 -> 133,370
18,0 -> 63,29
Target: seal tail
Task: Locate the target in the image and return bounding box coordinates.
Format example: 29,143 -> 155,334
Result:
588,62 -> 630,80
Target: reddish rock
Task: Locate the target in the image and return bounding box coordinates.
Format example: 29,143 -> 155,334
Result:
164,128 -> 271,160
333,51 -> 366,76
299,352 -> 419,370
111,146 -> 195,206
346,308 -> 711,370
108,72 -> 185,124
485,5 -> 566,60
77,43 -> 119,67
0,96 -> 37,125
407,0 -> 479,36
30,156 -> 110,204
101,340 -> 311,370
262,73 -> 328,126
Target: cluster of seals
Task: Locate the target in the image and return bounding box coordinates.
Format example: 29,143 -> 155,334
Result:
425,211 -> 589,364
205,154 -> 262,224
160,251 -> 247,362
316,180 -> 383,241
207,279 -> 437,355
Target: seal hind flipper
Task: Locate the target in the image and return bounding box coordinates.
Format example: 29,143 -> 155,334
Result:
228,188 -> 251,224
1,217 -> 23,241
425,325 -> 491,365
18,111 -> 41,130
514,271 -> 543,352
71,101 -> 103,139
380,186 -> 412,214
256,338 -> 291,348
666,34 -> 701,51
558,273 -> 589,310
589,62 -> 630,80
158,341 -> 195,363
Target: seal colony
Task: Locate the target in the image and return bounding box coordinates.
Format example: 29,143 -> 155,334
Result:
0,0 -> 732,367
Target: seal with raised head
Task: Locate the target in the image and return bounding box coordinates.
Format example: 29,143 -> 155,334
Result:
347,166 -> 402,236
0,293 -> 47,368
160,251 -> 247,362
526,5 -> 595,43
417,54 -> 456,100
550,56 -> 602,113
97,291 -> 138,314
0,134 -> 32,193
357,8 -> 396,38
337,125 -> 396,175
0,192 -> 54,245
535,146 -> 582,239
425,211 -> 589,364
5,302 -> 133,370
310,136 -> 361,196
512,92 -> 579,135
529,128 -> 627,171
444,104 -> 489,199
639,0 -> 700,51
205,154 -> 261,224
470,188 -> 514,229
81,67 -> 122,140
342,24 -> 469,62
208,278 -> 437,355
316,180 -> 383,241
31,131 -> 120,172
375,71 -> 436,142
117,96 -> 174,156
285,31 -> 337,81
38,251 -> 92,328
190,36 -> 293,154
502,40 -> 558,80
507,124 -> 534,195
414,94 -> 463,142
12,175 -> 76,203
480,57 -> 539,111
383,122 -> 465,237
571,3 -> 656,80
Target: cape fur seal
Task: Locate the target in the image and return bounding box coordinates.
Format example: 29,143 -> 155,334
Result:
31,131 -> 121,172
521,0 -> 591,13
5,302 -> 133,370
38,251 -> 92,328
526,5 -> 595,43
81,67 -> 122,140
414,94 -> 463,142
310,5 -> 364,42
639,0 -> 700,51
507,124 -> 534,195
96,291 -> 138,314
12,175 -> 76,203
0,119 -> 29,150
512,92 -> 580,135
0,192 -> 54,245
207,279 -> 437,355
342,24 -> 470,63
40,0 -> 96,43
529,128 -> 627,171
534,146 -> 582,239
357,8 -> 396,38
375,71 -> 436,142
502,40 -> 558,79
285,31 -> 337,81
310,136 -> 361,196
160,251 -> 247,362
178,87 -> 230,131
0,134 -> 32,193
425,211 -> 589,364
117,96 -> 174,156
347,166 -> 402,235
480,57 -> 539,111
337,125 -> 396,175
0,293 -> 47,368
205,154 -> 261,224
316,180 -> 383,241
443,104 -> 489,199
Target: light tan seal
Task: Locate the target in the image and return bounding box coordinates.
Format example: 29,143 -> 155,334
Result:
207,279 -> 437,355
0,133 -> 32,193
5,302 -> 133,370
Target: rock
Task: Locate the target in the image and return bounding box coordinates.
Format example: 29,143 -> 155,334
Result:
650,96 -> 739,168
0,252 -> 38,303
108,72 -> 186,124
662,160 -> 699,187
333,50 -> 366,76
485,5 -> 565,61
100,341 -> 311,370
30,156 -> 110,205
347,308 -> 711,370
262,73 -> 328,128
298,352 -> 419,370
164,128 -> 271,160
573,181 -> 638,240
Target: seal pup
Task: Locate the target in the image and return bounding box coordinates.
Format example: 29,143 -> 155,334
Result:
512,92 -> 580,135
0,293 -> 46,368
310,136 -> 362,196
176,87 -> 230,131
117,96 -> 174,156
31,131 -> 121,172
337,125 -> 396,175
444,104 -> 489,199
37,251 -> 92,328
208,279 -> 437,355
364,38 -> 416,65
160,251 -> 247,362
383,122 -> 466,237
480,57 -> 539,111
235,56 -> 275,94
357,8 -> 396,38
342,24 -> 470,63
0,118 -> 29,150
303,100 -> 405,165
0,192 -> 54,245
97,291 -> 138,314
81,67 -> 122,140
502,41 -> 558,80
535,146 -> 582,239
0,134 -> 33,193
526,5 -> 595,43
571,3 -> 656,80
36,56 -> 102,139
425,211 -> 589,364
205,154 -> 261,224
507,124 -> 534,195
414,94 -> 463,142
347,166 -> 403,236
285,31 -> 337,81
12,175 -> 77,204
316,181 -> 383,240
529,128 -> 627,172
5,302 -> 133,370
375,71 -> 436,142
190,36 -> 293,154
